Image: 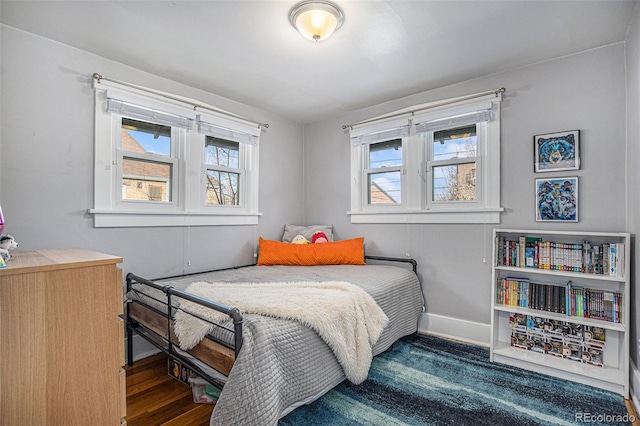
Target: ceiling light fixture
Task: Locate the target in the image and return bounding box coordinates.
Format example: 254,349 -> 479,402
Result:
289,0 -> 345,42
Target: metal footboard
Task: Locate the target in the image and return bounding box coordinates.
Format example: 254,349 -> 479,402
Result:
125,272 -> 244,389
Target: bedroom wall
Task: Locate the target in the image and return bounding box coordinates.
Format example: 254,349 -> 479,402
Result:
0,25 -> 305,279
303,43 -> 628,344
625,1 -> 640,407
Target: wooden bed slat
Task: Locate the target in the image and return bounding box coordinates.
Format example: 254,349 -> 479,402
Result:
128,302 -> 235,376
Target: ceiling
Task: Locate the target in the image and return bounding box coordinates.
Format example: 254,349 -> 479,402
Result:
1,1 -> 638,124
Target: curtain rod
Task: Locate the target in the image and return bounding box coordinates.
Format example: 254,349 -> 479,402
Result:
342,87 -> 506,131
92,73 -> 269,129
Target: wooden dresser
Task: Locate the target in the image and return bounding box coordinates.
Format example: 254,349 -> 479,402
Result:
0,249 -> 126,425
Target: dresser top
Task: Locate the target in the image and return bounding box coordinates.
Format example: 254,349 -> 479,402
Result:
0,248 -> 122,276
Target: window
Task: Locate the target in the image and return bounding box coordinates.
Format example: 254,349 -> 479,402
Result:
91,78 -> 262,227
204,136 -> 241,206
349,91 -> 503,224
120,118 -> 175,203
428,124 -> 479,203
367,139 -> 403,205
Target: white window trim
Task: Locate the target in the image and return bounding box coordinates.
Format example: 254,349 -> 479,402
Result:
348,91 -> 503,224
90,79 -> 262,227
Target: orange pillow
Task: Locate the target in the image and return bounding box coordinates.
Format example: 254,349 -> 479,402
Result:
257,237 -> 365,266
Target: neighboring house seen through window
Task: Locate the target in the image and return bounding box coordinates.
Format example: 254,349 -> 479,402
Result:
120,118 -> 175,203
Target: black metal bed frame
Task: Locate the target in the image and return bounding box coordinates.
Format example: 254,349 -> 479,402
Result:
124,255 -> 417,390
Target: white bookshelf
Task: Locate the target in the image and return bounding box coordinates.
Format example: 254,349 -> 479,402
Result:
490,229 -> 630,398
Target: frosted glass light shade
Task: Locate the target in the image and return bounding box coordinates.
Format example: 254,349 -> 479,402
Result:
289,1 -> 344,42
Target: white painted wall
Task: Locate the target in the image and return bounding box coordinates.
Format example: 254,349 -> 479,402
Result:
0,25 -> 305,279
304,44 -> 628,330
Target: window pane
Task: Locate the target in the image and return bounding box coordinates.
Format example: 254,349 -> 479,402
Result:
205,136 -> 239,168
369,139 -> 402,168
368,171 -> 401,204
122,118 -> 171,156
433,125 -> 476,161
122,158 -> 172,202
206,170 -> 240,205
433,163 -> 476,201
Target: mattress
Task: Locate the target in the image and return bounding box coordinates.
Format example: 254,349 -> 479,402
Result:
127,263 -> 424,425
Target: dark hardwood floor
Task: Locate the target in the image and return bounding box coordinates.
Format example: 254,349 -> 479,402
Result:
125,353 -> 214,426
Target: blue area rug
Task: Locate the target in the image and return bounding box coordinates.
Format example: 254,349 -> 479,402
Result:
279,333 -> 632,425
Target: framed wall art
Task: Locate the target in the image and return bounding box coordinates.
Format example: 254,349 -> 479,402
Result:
535,177 -> 578,222
533,130 -> 580,172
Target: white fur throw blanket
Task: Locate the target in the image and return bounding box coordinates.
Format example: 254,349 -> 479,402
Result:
173,281 -> 389,384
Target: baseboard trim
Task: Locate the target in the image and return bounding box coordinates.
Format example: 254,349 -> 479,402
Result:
417,312 -> 490,347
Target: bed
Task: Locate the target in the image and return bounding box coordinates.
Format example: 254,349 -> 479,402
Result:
126,250 -> 424,425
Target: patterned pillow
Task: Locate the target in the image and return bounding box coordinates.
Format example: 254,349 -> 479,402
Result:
257,237 -> 364,266
281,224 -> 334,243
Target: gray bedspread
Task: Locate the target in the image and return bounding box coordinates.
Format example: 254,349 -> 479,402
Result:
131,264 -> 424,425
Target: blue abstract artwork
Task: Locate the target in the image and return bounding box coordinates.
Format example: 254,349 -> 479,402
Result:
536,177 -> 578,222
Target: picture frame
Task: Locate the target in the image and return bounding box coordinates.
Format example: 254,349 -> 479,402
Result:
535,177 -> 578,222
533,130 -> 580,172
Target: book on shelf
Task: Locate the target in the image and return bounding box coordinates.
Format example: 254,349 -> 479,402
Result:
495,235 -> 625,277
566,282 -> 622,323
497,277 -> 566,314
523,237 -> 541,268
496,278 -> 622,323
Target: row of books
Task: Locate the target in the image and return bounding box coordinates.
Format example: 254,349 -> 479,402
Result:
510,313 -> 605,367
496,277 -> 623,323
495,236 -> 625,277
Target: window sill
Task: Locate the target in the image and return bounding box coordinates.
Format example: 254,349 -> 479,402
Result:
88,209 -> 261,228
347,208 -> 503,224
